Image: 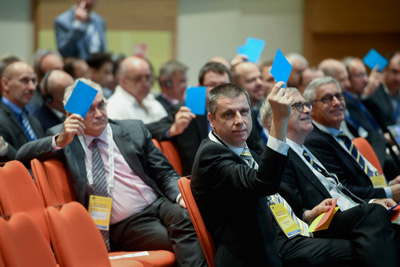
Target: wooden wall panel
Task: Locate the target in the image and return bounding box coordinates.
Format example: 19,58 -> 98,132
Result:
304,0 -> 400,66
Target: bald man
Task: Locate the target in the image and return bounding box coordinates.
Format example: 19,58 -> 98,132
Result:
0,61 -> 44,159
107,56 -> 167,123
34,70 -> 74,131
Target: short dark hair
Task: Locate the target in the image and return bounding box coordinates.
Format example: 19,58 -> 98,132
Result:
207,83 -> 250,116
87,52 -> 113,70
198,61 -> 231,85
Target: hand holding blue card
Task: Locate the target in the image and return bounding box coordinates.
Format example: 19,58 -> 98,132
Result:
363,49 -> 388,72
270,49 -> 292,88
185,86 -> 206,115
236,37 -> 266,63
64,80 -> 98,118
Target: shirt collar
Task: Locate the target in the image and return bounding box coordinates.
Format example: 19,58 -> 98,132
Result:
1,96 -> 23,116
208,131 -> 246,157
83,123 -> 109,147
312,120 -> 342,137
161,93 -> 180,106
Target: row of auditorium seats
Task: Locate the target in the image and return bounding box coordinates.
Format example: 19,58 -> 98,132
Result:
0,137 -> 380,267
0,160 -> 175,267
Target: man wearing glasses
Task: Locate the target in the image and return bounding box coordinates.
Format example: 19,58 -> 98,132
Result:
259,86 -> 398,266
0,61 -> 44,160
107,56 -> 167,123
303,76 -> 400,203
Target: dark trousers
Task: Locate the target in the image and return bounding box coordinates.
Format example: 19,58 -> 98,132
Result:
278,204 -> 398,266
110,197 -> 207,267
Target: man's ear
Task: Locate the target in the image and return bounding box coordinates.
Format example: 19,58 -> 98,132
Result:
1,77 -> 9,93
208,112 -> 214,129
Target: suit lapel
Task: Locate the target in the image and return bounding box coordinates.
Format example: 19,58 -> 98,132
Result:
195,113 -> 209,139
111,123 -> 147,180
289,150 -> 332,199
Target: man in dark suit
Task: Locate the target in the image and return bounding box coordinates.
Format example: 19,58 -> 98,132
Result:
0,61 -> 44,160
34,70 -> 73,131
191,82 -> 398,266
156,60 -> 188,112
260,86 -> 396,210
146,61 -> 231,175
55,0 -> 107,60
303,76 -> 400,202
16,78 -> 207,266
319,58 -> 388,166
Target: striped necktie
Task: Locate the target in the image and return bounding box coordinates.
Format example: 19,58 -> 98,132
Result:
241,147 -> 310,237
240,146 -> 258,169
89,138 -> 110,251
20,110 -> 37,141
337,132 -> 374,177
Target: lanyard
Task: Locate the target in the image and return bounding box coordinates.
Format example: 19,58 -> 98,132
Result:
78,124 -> 115,194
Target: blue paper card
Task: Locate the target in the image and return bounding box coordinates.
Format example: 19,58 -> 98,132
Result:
363,49 -> 388,72
270,49 -> 292,88
236,37 -> 266,63
185,86 -> 206,115
64,80 -> 98,118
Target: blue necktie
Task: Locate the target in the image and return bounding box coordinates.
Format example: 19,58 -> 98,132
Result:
20,111 -> 37,141
337,133 -> 374,177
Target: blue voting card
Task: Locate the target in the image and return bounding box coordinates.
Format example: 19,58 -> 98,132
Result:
236,37 -> 266,63
185,86 -> 206,115
270,49 -> 292,88
64,80 -> 98,118
363,49 -> 388,72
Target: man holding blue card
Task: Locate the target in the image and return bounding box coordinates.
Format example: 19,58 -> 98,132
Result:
363,51 -> 400,130
16,78 -> 207,266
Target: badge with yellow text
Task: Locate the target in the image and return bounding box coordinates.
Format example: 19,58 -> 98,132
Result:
269,203 -> 301,238
370,175 -> 387,188
88,195 -> 112,231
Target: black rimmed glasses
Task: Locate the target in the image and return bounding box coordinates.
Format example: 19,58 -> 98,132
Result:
313,93 -> 345,104
291,102 -> 312,113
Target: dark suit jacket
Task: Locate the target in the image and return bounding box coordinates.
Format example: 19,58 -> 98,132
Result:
33,104 -> 64,132
345,95 -> 387,165
55,6 -> 107,59
16,120 -> 180,208
155,94 -> 172,113
146,102 -> 209,176
280,148 -> 359,212
305,125 -> 386,201
0,103 -> 44,161
363,85 -> 396,131
191,138 -> 288,266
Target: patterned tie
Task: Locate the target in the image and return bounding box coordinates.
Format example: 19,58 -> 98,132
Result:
89,138 -> 111,251
241,147 -> 310,237
240,146 -> 258,169
337,132 -> 374,177
20,111 -> 37,141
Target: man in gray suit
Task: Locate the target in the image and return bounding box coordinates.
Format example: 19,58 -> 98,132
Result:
16,78 -> 207,266
55,0 -> 107,60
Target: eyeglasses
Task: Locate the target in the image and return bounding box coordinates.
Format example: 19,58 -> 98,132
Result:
291,102 -> 312,113
313,93 -> 345,104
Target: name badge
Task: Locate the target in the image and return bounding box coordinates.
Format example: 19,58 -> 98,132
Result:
88,195 -> 112,231
269,203 -> 301,239
370,175 -> 387,188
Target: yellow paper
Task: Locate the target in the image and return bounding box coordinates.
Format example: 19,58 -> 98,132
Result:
270,203 -> 301,238
370,175 -> 387,188
88,195 -> 113,231
308,207 -> 339,233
